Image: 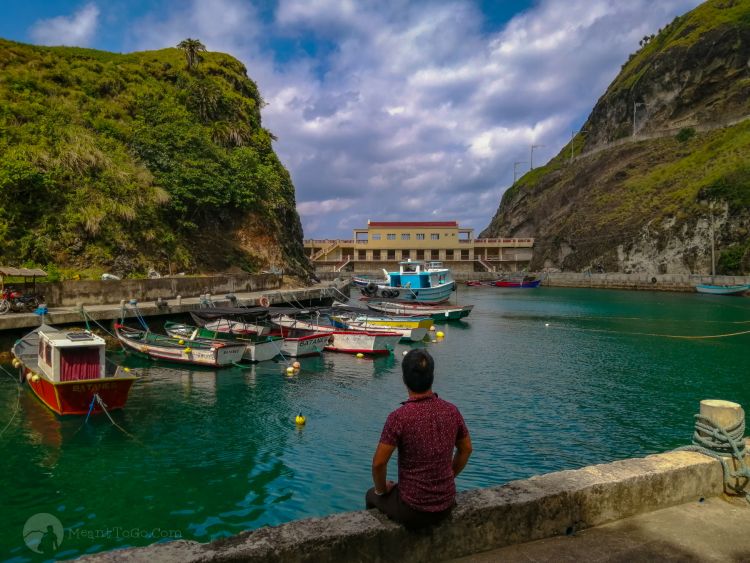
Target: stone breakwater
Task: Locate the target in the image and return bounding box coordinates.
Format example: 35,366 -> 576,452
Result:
77,443 -> 747,563
542,273 -> 750,292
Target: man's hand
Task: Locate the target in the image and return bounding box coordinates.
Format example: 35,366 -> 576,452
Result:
372,442 -> 397,494
452,435 -> 473,477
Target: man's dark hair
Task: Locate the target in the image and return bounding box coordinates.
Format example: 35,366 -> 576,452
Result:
402,349 -> 434,392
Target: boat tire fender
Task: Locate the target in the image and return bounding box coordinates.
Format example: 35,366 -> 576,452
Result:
366,282 -> 378,296
390,289 -> 399,298
651,277 -> 657,284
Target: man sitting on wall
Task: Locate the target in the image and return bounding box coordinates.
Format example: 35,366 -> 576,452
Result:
366,349 -> 472,529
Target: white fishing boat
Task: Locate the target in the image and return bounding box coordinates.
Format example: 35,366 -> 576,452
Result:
354,260 -> 455,303
695,284 -> 749,296
164,321 -> 283,363
272,315 -> 400,354
328,315 -> 427,342
190,312 -> 270,336
278,332 -> 331,357
361,299 -> 473,320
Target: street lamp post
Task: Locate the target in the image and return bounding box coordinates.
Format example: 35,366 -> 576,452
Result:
570,129 -> 588,164
530,144 -> 544,170
513,161 -> 527,184
633,101 -> 646,138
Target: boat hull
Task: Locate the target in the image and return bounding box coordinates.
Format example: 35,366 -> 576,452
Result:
353,316 -> 434,330
494,279 -> 542,288
695,284 -> 749,295
23,368 -> 136,416
280,333 -> 331,357
165,323 -> 282,363
325,331 -> 400,354
364,300 -> 473,320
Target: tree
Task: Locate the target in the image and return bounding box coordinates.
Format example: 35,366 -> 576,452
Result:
177,38 -> 206,71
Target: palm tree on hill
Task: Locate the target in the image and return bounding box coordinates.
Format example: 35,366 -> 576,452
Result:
177,38 -> 207,71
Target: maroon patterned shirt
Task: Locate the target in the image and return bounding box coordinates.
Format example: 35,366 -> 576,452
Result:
380,393 -> 469,512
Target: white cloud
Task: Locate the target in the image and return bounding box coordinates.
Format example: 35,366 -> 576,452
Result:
130,0 -> 703,239
29,3 -> 100,47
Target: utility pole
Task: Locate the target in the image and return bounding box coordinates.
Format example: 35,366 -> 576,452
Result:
633,101 -> 645,138
513,161 -> 527,184
530,144 -> 543,170
710,201 -> 716,277
570,130 -> 588,164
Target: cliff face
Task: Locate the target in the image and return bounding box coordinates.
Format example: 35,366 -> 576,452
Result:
0,39 -> 310,277
482,0 -> 750,275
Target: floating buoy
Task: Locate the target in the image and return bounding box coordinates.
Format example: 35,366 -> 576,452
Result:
545,323 -> 550,327
183,347 -> 192,354
178,339 -> 185,345
431,339 -> 438,343
436,331 -> 445,338
124,367 -> 131,372
286,366 -> 295,375
356,353 -> 364,358
12,359 -> 20,368
402,350 -> 408,356
295,414 -> 306,425
31,374 -> 40,383
25,372 -> 31,382
292,361 -> 301,369
429,326 -> 436,331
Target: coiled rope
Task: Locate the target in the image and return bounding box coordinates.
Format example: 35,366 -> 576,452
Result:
676,414 -> 750,503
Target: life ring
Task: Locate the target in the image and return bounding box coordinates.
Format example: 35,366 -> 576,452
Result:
651,277 -> 657,284
260,296 -> 270,307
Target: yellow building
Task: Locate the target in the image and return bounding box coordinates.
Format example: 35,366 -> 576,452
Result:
305,221 -> 533,274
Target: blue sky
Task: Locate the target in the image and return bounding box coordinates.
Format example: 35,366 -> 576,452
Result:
2,0 -> 702,239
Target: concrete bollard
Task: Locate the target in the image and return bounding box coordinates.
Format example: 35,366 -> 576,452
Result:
700,399 -> 744,430
176,295 -> 182,306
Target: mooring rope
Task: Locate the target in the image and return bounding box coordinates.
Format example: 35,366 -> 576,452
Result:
675,414 -> 750,504
547,324 -> 750,340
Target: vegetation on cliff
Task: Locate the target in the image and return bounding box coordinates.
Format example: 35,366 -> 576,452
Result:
0,38 -> 308,277
482,0 -> 750,275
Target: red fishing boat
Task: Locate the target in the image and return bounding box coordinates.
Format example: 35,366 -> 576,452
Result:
12,325 -> 137,416
494,275 -> 542,288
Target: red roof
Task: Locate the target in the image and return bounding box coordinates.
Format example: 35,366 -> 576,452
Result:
367,221 -> 458,228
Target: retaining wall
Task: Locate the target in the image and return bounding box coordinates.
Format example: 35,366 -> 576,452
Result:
33,275 -> 282,307
543,273 -> 750,292
79,448 -> 733,562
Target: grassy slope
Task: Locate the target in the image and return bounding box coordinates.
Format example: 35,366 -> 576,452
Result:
0,39 -> 302,277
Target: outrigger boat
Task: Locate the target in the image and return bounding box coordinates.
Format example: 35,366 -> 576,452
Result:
354,260 -> 455,303
272,315 -> 400,355
12,325 -> 137,415
164,321 -> 283,363
360,299 -> 473,321
114,324 -> 246,367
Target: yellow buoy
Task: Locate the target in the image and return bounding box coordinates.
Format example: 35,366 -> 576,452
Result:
31,374 -> 40,383
286,366 -> 295,375
25,372 -> 31,382
295,414 -> 306,425
12,359 -> 20,368
183,347 -> 192,354
292,361 -> 301,369
178,339 -> 185,345
436,331 -> 445,338
356,353 -> 364,358
123,367 -> 131,373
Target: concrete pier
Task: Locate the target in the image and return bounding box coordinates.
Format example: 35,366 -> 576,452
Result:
78,441 -> 749,563
0,281 -> 349,332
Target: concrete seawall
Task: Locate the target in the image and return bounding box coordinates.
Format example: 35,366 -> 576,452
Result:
79,445 -> 743,563
542,273 -> 750,292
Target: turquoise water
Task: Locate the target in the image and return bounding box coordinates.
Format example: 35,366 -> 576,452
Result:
2,287 -> 749,560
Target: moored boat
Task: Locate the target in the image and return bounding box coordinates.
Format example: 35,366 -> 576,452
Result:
355,260 -> 455,303
695,284 -> 749,296
12,325 -> 137,416
350,314 -> 434,330
272,315 -> 400,354
114,324 -> 246,366
494,275 -> 542,288
361,299 -> 473,320
328,314 -> 428,342
164,321 -> 283,362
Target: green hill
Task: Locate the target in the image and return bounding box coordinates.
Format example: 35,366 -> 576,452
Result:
0,39 -> 309,278
482,0 -> 750,275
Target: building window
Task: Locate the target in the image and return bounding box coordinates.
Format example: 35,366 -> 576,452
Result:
431,250 -> 440,259
430,233 -> 439,240
387,250 -> 396,260
372,234 -> 381,240
387,234 -> 396,240
446,249 -> 454,259
416,250 -> 425,260
401,233 -> 410,240
402,250 -> 410,259
373,250 -> 381,260
461,249 -> 470,260
358,250 -> 367,260
416,233 -> 425,240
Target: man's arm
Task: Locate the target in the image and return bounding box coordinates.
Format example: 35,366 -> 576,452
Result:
452,435 -> 472,477
372,442 -> 397,493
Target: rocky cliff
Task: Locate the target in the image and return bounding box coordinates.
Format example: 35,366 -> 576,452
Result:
0,39 -> 310,278
481,0 -> 750,275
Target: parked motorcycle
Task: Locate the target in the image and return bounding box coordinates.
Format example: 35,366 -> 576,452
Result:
0,287 -> 42,314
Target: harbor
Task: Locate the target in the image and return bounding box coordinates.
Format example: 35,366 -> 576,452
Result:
2,284 -> 748,559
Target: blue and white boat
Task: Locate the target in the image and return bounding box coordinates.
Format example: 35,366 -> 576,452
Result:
354,260 -> 455,303
695,284 -> 749,296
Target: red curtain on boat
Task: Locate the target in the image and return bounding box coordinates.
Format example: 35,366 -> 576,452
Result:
60,347 -> 101,381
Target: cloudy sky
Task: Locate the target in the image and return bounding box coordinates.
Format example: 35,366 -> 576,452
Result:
4,0 -> 702,239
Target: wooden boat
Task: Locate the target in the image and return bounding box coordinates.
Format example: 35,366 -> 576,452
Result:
695,284 -> 749,296
361,299 -> 473,320
114,324 -> 246,367
494,275 -> 542,288
328,315 -> 428,342
272,315 -> 400,355
275,331 -> 331,357
465,280 -> 484,287
349,314 -> 434,330
164,321 -> 283,363
354,260 -> 455,303
11,325 -> 137,415
190,313 -> 270,336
